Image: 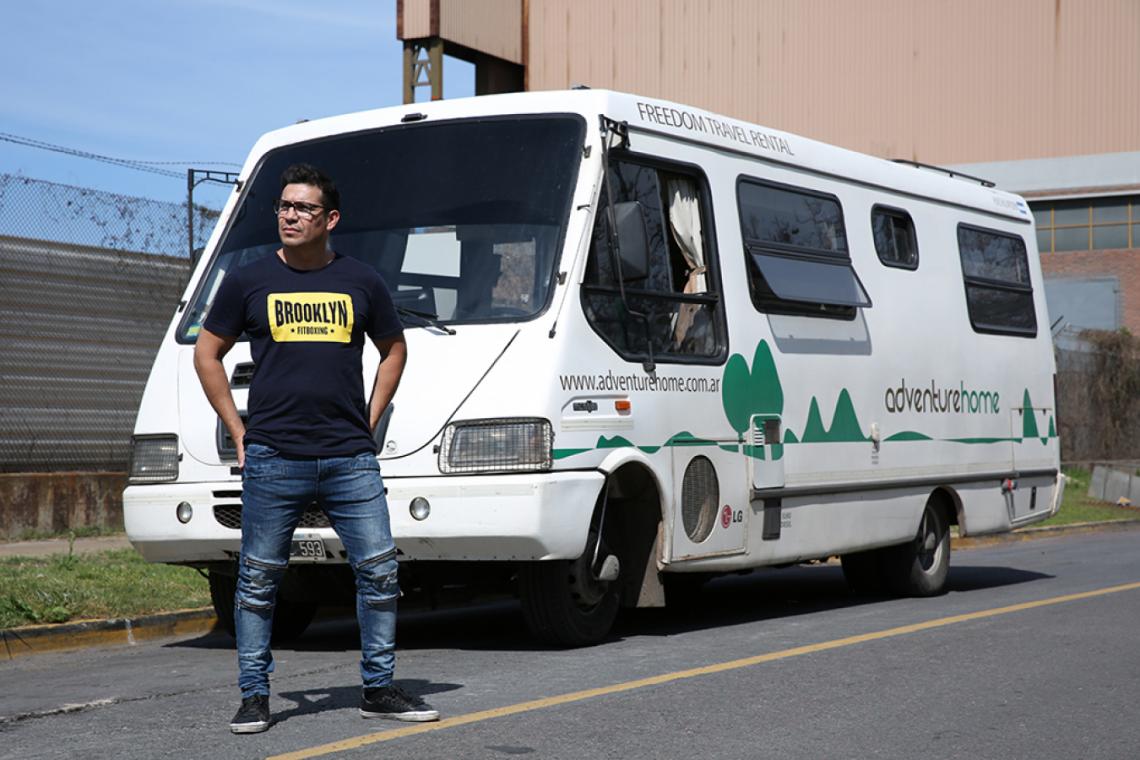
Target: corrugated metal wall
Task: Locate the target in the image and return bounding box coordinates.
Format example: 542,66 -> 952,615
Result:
400,0 -> 435,38
441,0 -> 522,63
0,236 -> 188,471
515,0 -> 1140,164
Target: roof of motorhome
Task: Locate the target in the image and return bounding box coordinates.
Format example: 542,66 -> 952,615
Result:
244,89 -> 1031,224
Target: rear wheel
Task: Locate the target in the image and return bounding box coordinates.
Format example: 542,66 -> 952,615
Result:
207,569 -> 319,642
883,500 -> 951,597
519,529 -> 620,647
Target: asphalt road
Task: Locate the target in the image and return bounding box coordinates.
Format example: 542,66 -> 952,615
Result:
3,526 -> 1140,760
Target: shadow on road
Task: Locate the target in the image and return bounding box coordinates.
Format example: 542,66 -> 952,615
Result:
167,562 -> 1052,654
270,677 -> 462,726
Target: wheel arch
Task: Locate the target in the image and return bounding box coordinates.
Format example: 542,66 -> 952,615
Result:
596,453 -> 668,608
930,486 -> 963,530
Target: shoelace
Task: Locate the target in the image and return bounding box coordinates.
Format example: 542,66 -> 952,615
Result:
385,685 -> 420,705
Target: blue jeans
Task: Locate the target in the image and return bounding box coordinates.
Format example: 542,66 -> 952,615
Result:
236,443 -> 399,698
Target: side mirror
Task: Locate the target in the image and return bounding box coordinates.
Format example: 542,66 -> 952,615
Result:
613,201 -> 650,282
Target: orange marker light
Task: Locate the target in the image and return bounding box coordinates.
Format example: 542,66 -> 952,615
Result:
615,400 -> 632,412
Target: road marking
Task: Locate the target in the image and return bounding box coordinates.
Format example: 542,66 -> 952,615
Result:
269,580 -> 1140,760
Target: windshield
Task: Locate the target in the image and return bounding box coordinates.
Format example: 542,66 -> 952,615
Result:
180,115 -> 585,341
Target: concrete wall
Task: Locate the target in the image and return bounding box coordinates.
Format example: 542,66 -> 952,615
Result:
0,473 -> 125,540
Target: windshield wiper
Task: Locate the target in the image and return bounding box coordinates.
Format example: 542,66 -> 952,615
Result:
396,306 -> 456,335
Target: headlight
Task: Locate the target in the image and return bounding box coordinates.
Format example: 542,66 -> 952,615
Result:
129,434 -> 180,483
439,418 -> 552,474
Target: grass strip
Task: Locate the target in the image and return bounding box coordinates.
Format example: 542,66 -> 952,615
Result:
0,549 -> 209,630
1035,466 -> 1140,527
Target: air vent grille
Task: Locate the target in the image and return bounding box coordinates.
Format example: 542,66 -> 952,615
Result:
681,456 -> 718,543
231,363 -> 255,388
212,502 -> 330,530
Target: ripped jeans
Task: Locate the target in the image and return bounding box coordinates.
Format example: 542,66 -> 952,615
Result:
236,443 -> 399,698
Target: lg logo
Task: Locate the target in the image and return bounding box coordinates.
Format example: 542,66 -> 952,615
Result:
720,505 -> 743,529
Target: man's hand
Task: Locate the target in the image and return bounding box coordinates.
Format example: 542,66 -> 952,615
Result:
369,334 -> 408,432
193,328 -> 245,468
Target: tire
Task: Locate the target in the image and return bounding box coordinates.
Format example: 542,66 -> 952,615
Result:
840,550 -> 887,596
883,500 -> 951,597
208,570 -> 238,638
207,569 -> 319,643
518,531 -> 620,647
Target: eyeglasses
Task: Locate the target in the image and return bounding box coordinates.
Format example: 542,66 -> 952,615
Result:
273,199 -> 326,219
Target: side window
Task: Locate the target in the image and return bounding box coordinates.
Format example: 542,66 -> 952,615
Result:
872,206 -> 918,269
582,159 -> 723,363
737,178 -> 870,319
957,224 -> 1037,337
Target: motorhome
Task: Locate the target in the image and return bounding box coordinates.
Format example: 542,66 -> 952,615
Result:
124,90 -> 1062,645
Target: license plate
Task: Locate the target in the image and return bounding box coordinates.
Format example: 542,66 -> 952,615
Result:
289,537 -> 327,562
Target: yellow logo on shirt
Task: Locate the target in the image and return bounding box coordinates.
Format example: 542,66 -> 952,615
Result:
268,292 -> 354,343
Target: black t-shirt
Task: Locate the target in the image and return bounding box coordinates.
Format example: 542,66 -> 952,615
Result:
203,252 -> 403,457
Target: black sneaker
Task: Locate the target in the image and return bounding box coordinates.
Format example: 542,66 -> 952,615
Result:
360,684 -> 440,722
229,694 -> 270,734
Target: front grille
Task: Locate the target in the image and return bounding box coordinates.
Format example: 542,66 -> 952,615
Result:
212,501 -> 331,530
216,414 -> 249,461
231,362 -> 255,388
214,504 -> 243,529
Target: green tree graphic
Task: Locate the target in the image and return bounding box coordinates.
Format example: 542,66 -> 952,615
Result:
721,340 -> 784,445
1021,389 -> 1039,441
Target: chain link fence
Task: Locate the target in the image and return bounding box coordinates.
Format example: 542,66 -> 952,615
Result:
0,174 -> 221,471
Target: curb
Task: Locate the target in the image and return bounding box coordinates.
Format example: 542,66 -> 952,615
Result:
1,608 -> 218,661
953,517 -> 1140,549
4,520 -> 1139,660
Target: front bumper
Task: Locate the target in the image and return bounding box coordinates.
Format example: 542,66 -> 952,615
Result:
123,471 -> 606,564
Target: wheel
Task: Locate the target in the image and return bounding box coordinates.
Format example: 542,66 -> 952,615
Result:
207,569 -> 319,642
208,569 -> 237,637
518,530 -> 620,646
883,500 -> 951,597
840,550 -> 887,595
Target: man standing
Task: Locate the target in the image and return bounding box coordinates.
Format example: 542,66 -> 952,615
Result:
194,164 -> 438,733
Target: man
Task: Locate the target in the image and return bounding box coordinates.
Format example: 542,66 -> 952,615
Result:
194,163 -> 438,734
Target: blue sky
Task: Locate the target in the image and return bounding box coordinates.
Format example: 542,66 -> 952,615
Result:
0,0 -> 473,207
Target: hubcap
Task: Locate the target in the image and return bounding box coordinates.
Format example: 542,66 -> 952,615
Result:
568,531 -> 611,608
917,511 -> 942,572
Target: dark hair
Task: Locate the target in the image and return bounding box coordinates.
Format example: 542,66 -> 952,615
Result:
280,163 -> 340,211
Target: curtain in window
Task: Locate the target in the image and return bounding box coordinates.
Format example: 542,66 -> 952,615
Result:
667,177 -> 706,343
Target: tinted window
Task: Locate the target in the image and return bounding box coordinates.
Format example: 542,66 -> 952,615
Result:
957,225 -> 1036,336
737,179 -> 869,318
872,206 -> 918,269
739,181 -> 847,254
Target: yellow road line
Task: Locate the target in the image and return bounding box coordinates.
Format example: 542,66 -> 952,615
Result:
269,580 -> 1140,760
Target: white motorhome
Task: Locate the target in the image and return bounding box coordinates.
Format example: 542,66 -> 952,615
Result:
124,90 -> 1062,645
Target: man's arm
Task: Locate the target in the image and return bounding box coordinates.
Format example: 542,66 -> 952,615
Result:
368,334 -> 408,433
193,328 -> 246,468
